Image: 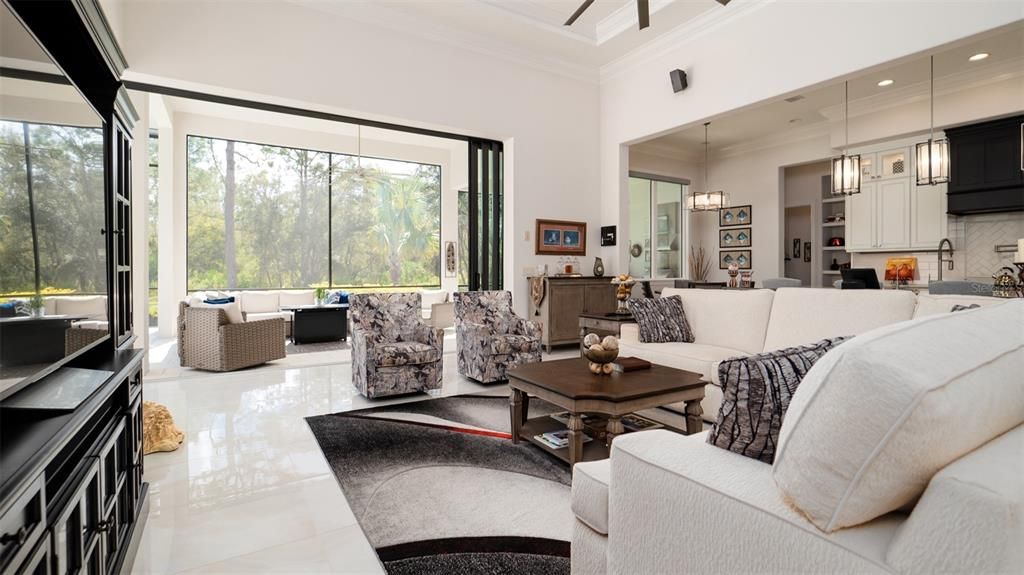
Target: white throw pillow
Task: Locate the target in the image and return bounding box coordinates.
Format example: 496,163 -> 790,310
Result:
773,300 -> 1024,533
191,300 -> 244,324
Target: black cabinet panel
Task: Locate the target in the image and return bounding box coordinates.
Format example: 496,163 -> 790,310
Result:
947,115 -> 1024,214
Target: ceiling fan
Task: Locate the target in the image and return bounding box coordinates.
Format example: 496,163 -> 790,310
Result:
565,0 -> 731,30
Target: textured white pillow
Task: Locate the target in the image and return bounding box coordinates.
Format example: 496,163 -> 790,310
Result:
773,300 -> 1024,533
191,300 -> 244,324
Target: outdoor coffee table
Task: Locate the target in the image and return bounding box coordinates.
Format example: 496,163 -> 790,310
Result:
281,304 -> 349,344
507,357 -> 705,465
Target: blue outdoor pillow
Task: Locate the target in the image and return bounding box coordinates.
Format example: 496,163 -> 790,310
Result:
204,296 -> 236,304
328,291 -> 349,304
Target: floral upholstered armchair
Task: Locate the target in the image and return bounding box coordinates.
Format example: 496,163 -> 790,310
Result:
350,293 -> 444,398
454,291 -> 542,383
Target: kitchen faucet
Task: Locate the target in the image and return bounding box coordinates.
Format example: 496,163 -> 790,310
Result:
937,238 -> 954,281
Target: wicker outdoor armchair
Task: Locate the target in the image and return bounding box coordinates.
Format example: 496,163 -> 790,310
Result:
178,302 -> 286,372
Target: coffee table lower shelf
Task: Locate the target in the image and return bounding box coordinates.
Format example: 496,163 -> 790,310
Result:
519,417 -> 609,465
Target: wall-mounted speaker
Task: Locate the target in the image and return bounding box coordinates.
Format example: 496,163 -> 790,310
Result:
670,69 -> 688,93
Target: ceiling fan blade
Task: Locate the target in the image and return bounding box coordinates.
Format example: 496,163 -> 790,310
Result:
564,0 -> 596,26
716,0 -> 732,5
637,0 -> 650,29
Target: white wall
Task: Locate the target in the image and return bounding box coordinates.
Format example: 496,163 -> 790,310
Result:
601,1 -> 1024,275
118,0 -> 601,315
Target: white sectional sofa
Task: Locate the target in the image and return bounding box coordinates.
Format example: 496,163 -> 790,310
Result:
574,299 -> 1023,574
618,288 -> 1005,422
187,290 -> 317,336
44,295 -> 109,330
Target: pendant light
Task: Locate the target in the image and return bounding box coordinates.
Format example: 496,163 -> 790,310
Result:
687,122 -> 728,211
916,55 -> 949,185
831,81 -> 861,196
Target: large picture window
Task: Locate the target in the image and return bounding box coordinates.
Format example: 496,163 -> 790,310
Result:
0,120 -> 105,297
186,135 -> 441,290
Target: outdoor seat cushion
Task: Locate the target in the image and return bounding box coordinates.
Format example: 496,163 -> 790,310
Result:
279,290 -> 315,307
51,296 -> 108,321
488,334 -> 540,355
375,341 -> 442,367
240,291 -> 281,313
245,311 -> 293,323
572,460 -> 611,535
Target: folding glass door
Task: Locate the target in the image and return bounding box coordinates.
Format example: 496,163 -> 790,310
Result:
465,140 -> 503,290
627,174 -> 688,279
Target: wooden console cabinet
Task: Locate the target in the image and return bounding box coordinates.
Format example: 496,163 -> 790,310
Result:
528,276 -> 617,352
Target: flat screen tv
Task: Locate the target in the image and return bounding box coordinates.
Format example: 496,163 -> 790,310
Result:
0,4 -> 108,399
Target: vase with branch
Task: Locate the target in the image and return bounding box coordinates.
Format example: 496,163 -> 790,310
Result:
689,245 -> 711,282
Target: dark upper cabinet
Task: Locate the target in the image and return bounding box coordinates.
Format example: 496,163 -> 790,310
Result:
946,115 -> 1024,214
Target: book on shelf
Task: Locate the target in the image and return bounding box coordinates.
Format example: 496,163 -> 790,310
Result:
549,412 -> 602,426
621,413 -> 664,432
612,357 -> 652,372
534,429 -> 592,449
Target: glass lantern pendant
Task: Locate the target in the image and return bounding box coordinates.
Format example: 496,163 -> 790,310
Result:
688,122 -> 729,211
832,154 -> 862,196
916,55 -> 950,185
831,81 -> 861,196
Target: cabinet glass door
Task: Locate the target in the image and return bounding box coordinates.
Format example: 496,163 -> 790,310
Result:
879,148 -> 909,179
654,181 -> 682,278
628,178 -> 651,278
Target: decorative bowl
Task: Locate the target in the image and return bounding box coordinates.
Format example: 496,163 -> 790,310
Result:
583,347 -> 619,365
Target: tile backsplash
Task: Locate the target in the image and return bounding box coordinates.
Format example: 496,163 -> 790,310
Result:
952,212 -> 1024,279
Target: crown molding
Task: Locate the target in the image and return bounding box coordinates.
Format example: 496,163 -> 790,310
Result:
596,0 -> 675,45
476,0 -> 598,45
600,0 -> 772,83
631,140 -> 704,163
819,55 -> 1024,122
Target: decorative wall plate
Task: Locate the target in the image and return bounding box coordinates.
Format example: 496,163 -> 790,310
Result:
720,227 -> 751,248
719,205 -> 753,227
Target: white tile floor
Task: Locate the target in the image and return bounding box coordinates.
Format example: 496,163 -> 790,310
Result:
131,346 -> 577,574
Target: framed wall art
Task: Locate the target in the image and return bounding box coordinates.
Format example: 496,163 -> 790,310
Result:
719,205 -> 752,227
535,219 -> 587,256
720,227 -> 752,248
719,249 -> 752,270
803,242 -> 812,263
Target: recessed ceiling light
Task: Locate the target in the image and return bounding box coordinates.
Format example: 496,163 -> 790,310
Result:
877,79 -> 894,87
968,52 -> 990,62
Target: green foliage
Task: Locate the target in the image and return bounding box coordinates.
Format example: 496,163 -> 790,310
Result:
186,136 -> 441,291
0,121 -> 106,296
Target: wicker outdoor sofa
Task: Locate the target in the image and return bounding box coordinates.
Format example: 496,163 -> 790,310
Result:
178,301 -> 286,372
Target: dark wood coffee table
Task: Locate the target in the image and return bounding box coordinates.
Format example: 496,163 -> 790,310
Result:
507,358 -> 705,465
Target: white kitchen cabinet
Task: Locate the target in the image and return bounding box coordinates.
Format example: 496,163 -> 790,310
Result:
844,137 -> 947,253
877,179 -> 910,248
860,146 -> 911,183
845,182 -> 875,251
910,182 -> 948,248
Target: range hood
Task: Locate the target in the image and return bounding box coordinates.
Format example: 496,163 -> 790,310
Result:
945,115 -> 1024,215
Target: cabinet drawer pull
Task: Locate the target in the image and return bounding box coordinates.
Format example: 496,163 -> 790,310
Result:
0,525 -> 30,546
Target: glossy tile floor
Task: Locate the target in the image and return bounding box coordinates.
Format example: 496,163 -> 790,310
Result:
131,346 -> 577,574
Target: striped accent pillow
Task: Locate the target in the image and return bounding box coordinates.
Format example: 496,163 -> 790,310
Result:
708,336 -> 851,463
627,295 -> 694,343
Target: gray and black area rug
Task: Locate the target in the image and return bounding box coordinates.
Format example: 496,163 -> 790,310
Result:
305,394 -> 572,575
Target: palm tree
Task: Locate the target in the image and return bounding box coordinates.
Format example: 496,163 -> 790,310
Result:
371,174 -> 438,285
